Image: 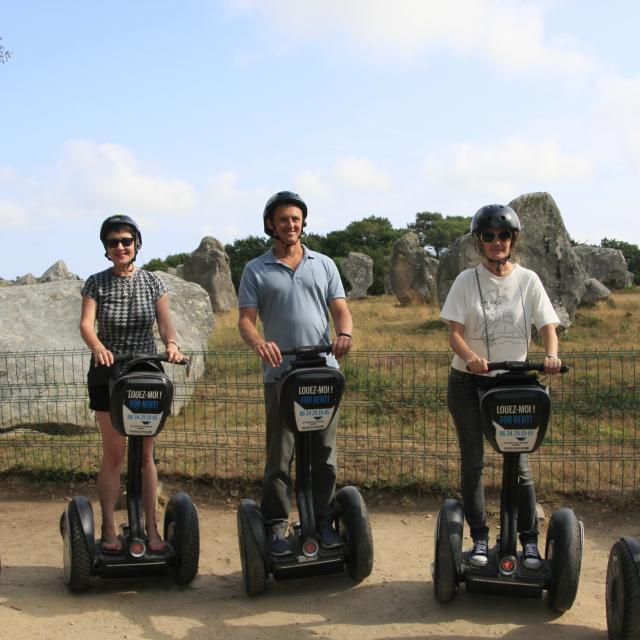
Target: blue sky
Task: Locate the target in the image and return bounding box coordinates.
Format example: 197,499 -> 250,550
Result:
2,1 -> 640,280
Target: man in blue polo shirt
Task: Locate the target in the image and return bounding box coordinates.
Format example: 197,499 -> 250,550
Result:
237,190 -> 353,556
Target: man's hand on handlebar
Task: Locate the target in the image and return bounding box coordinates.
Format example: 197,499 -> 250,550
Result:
255,341 -> 283,368
331,334 -> 352,359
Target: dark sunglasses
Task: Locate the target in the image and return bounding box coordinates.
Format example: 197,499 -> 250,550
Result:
480,230 -> 513,244
106,237 -> 135,248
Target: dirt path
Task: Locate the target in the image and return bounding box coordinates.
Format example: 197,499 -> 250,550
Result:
1,478 -> 635,639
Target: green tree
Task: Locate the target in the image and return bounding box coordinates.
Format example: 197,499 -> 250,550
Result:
408,211 -> 471,257
601,238 -> 640,285
315,216 -> 404,295
0,37 -> 11,64
141,252 -> 188,273
225,235 -> 271,291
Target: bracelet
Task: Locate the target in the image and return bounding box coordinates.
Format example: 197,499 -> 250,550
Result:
545,354 -> 558,358
167,340 -> 180,349
338,332 -> 352,339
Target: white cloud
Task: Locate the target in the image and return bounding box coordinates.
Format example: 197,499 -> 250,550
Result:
296,170 -> 330,200
332,156 -> 390,190
423,137 -> 594,200
57,140 -> 197,219
230,0 -> 596,74
596,74 -> 640,169
0,199 -> 28,229
0,141 -> 206,234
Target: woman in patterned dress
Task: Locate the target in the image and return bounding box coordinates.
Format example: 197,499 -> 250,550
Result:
79,215 -> 182,553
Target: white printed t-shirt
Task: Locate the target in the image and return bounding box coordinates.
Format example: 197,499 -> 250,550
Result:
440,264 -> 560,374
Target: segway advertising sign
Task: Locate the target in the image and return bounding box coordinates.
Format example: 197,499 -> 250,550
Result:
122,387 -> 164,436
492,402 -> 539,452
294,383 -> 337,432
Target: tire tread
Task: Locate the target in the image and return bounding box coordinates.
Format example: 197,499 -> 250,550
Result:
606,540 -> 640,640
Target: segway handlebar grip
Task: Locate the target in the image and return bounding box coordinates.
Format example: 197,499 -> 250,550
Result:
486,360 -> 569,374
112,352 -> 190,368
279,344 -> 333,357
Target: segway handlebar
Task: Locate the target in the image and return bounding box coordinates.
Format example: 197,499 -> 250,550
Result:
485,360 -> 569,374
279,344 -> 332,357
113,352 -> 191,376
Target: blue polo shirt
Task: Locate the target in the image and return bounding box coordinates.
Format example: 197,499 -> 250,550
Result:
238,245 -> 345,382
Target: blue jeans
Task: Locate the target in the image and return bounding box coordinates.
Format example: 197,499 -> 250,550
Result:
260,382 -> 338,524
447,368 -> 539,544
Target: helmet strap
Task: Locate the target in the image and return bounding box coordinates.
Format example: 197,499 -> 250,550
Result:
487,256 -> 510,275
267,217 -> 302,247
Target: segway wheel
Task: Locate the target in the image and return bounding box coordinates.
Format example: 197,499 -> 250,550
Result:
433,505 -> 459,602
606,539 -> 640,640
164,493 -> 200,586
545,507 -> 583,612
336,486 -> 374,582
237,504 -> 267,596
62,501 -> 92,592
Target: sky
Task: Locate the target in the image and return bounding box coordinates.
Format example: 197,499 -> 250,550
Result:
1,0 -> 640,280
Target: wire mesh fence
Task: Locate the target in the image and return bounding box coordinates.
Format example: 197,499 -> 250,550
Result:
1,348 -> 638,495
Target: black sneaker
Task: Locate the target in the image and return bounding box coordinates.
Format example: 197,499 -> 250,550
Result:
319,518 -> 343,549
522,542 -> 542,569
469,539 -> 489,568
266,522 -> 292,557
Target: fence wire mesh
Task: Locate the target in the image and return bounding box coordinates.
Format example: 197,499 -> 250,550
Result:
1,349 -> 638,495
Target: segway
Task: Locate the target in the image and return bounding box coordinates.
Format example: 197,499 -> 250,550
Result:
60,353 -> 199,592
237,344 -> 374,596
433,361 -> 583,612
606,536 -> 640,638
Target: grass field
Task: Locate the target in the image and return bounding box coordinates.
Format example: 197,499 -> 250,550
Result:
210,288 -> 640,352
1,289 -> 638,494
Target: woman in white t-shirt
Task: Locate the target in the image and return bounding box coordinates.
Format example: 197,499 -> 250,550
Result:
440,204 -> 563,570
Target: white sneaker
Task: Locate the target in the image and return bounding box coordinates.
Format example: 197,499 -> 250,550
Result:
522,542 -> 542,569
470,540 -> 489,567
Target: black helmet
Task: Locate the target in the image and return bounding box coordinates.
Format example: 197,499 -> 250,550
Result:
263,191 -> 307,237
100,214 -> 142,249
470,204 -> 521,235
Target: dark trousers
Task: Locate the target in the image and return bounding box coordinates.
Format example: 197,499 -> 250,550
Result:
260,382 -> 338,525
447,369 -> 539,544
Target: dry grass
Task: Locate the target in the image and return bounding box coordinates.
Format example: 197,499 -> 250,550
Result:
211,288 -> 640,353
3,288 -> 637,491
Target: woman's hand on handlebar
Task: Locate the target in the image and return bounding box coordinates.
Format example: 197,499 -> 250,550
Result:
331,334 -> 352,359
255,341 -> 282,368
543,355 -> 562,375
466,355 -> 489,374
165,342 -> 183,363
92,345 -> 114,367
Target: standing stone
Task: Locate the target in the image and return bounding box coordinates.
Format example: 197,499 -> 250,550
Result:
573,245 -> 629,290
39,260 -> 82,283
580,278 -> 611,305
509,192 -> 588,321
0,274 -> 214,430
342,252 -> 373,299
436,192 -> 589,328
436,233 -> 481,307
390,232 -> 438,305
13,273 -> 38,286
181,236 -> 237,314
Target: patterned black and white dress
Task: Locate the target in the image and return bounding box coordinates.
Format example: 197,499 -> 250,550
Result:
82,268 -> 167,353
82,268 -> 168,397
